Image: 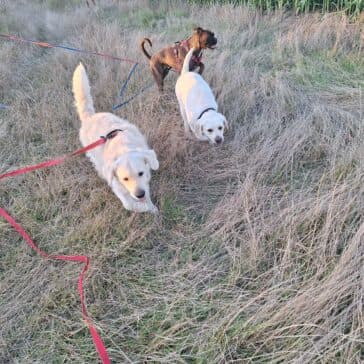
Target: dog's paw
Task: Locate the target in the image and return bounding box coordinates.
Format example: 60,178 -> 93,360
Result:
184,132 -> 195,141
149,204 -> 159,214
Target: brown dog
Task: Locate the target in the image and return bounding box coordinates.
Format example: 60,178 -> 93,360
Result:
140,27 -> 217,91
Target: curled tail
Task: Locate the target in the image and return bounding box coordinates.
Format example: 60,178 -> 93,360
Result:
181,48 -> 195,75
72,62 -> 95,122
140,38 -> 153,60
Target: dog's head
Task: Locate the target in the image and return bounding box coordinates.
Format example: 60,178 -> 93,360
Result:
191,27 -> 217,50
200,111 -> 227,145
112,150 -> 159,201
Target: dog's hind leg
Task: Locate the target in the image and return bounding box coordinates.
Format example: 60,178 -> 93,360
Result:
150,62 -> 166,92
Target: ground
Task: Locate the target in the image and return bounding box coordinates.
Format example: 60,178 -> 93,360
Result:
0,1 -> 363,363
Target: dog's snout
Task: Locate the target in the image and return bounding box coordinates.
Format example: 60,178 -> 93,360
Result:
135,190 -> 145,199
215,136 -> 222,144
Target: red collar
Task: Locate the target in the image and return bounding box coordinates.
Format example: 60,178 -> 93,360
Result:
180,39 -> 189,51
174,39 -> 203,66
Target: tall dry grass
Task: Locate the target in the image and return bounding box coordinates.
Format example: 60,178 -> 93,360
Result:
191,0 -> 364,17
0,0 -> 363,363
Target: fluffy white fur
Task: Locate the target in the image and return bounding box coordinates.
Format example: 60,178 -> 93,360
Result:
72,63 -> 159,213
175,48 -> 227,145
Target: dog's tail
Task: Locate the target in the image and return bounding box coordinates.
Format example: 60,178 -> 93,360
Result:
181,48 -> 195,75
72,62 -> 95,122
140,38 -> 153,60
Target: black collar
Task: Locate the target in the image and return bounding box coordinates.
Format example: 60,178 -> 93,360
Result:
197,107 -> 216,120
101,129 -> 123,141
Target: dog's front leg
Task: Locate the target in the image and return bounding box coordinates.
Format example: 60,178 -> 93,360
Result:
146,194 -> 158,214
130,198 -> 158,214
117,191 -> 135,211
141,193 -> 158,214
111,180 -> 135,211
178,102 -> 193,138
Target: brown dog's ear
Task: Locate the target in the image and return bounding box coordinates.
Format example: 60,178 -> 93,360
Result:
193,27 -> 203,35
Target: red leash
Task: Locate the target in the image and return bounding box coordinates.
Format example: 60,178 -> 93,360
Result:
0,131 -> 123,364
0,207 -> 110,363
0,138 -> 104,180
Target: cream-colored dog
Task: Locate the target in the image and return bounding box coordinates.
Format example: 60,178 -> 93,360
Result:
175,48 -> 227,145
72,63 -> 159,213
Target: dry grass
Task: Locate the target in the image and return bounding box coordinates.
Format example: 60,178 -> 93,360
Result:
0,0 -> 363,363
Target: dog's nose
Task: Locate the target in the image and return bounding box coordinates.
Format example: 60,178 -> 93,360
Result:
215,136 -> 222,144
135,190 -> 145,199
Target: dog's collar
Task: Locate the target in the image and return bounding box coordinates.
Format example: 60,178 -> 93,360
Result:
101,129 -> 123,141
197,107 -> 216,120
174,39 -> 203,66
177,39 -> 189,51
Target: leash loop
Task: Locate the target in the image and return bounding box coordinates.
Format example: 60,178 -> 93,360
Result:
112,64 -> 154,111
0,206 -> 110,364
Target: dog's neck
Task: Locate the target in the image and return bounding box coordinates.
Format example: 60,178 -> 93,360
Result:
184,37 -> 201,52
177,37 -> 201,52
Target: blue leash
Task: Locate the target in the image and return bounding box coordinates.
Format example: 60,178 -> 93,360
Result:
0,35 -> 153,112
0,33 -> 136,64
112,63 -> 154,111
117,63 -> 138,97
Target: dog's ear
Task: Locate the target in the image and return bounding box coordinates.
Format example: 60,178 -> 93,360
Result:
103,164 -> 115,185
194,124 -> 204,139
143,150 -> 159,171
193,27 -> 203,35
104,157 -> 122,185
223,117 -> 229,130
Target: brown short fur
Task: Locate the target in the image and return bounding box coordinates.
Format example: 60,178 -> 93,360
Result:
140,27 -> 217,92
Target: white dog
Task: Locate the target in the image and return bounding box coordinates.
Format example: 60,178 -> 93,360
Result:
175,48 -> 227,145
72,63 -> 159,213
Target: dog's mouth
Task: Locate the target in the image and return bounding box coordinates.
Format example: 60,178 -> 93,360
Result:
206,37 -> 217,49
208,138 -> 223,145
130,194 -> 146,202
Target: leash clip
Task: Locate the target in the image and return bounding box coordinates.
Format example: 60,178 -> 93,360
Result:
102,129 -> 123,141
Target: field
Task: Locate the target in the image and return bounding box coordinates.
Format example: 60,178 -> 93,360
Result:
0,0 -> 363,363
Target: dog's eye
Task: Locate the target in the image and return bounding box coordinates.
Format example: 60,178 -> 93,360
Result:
218,126 -> 223,130
123,177 -> 129,181
138,172 -> 144,177
207,128 -> 213,133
